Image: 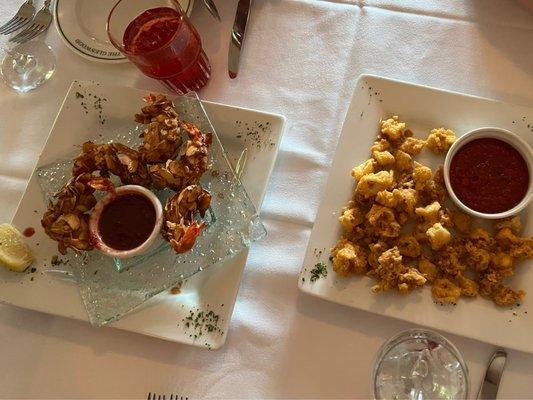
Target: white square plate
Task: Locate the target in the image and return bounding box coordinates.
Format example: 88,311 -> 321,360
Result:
1,81 -> 285,349
299,75 -> 533,354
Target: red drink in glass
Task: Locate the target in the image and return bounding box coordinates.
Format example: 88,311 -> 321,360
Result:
108,0 -> 210,94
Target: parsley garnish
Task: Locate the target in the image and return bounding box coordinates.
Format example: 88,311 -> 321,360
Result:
310,262 -> 327,282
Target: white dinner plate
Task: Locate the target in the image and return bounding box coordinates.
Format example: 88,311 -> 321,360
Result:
54,0 -> 194,63
299,74 -> 533,354
1,81 -> 285,349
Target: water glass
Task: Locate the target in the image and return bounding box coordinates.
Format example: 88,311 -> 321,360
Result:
373,329 -> 469,400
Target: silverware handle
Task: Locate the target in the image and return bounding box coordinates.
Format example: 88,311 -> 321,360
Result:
477,350 -> 507,399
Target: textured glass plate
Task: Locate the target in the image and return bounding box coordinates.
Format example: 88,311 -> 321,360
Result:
36,93 -> 266,326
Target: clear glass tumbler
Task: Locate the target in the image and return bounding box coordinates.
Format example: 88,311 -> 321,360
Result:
373,329 -> 469,400
107,0 -> 211,94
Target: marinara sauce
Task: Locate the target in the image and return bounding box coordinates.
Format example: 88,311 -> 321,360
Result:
449,138 -> 529,214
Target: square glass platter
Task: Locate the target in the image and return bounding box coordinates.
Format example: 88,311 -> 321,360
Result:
2,81 -> 286,349
35,92 -> 265,327
299,74 -> 533,354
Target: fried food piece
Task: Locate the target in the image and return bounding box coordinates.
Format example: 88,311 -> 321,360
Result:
416,166 -> 446,204
452,211 -> 472,234
366,204 -> 401,238
457,274 -> 479,297
331,239 -> 368,276
464,241 -> 491,272
370,247 -> 425,293
149,122 -> 212,191
397,234 -> 421,258
394,150 -> 412,171
491,252 -> 514,270
398,268 -> 427,294
369,256 -> 401,293
495,227 -> 520,247
415,201 -> 441,221
510,238 -> 533,260
72,141 -> 152,186
356,170 -> 394,199
394,188 -> 417,216
376,188 -> 417,217
135,94 -> 183,163
470,228 -> 495,249
438,208 -> 454,229
478,267 -> 512,297
426,222 -> 451,250
371,138 -> 391,153
373,150 -> 395,166
418,257 -> 438,282
375,190 -> 396,208
41,174 -> 112,254
162,185 -> 211,253
413,161 -> 433,190
339,203 -> 365,233
432,278 -> 461,304
434,244 -> 465,276
490,285 -> 525,306
413,220 -> 433,243
494,216 -> 521,235
380,116 -> 406,142
426,128 -> 456,154
351,159 -> 377,181
400,137 -> 426,156
368,241 -> 388,269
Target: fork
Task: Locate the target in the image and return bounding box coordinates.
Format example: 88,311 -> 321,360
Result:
9,0 -> 52,44
147,393 -> 188,400
0,0 -> 35,35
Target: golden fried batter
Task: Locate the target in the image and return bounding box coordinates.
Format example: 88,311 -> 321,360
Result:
331,239 -> 368,276
331,115 -> 532,307
426,128 -> 456,154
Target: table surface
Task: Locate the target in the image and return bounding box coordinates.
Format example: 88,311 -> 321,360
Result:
1,0 -> 532,398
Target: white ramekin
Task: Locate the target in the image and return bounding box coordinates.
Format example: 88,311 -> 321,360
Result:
443,127 -> 533,219
89,185 -> 163,259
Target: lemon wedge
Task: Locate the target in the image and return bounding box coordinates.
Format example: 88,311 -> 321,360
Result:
0,224 -> 34,272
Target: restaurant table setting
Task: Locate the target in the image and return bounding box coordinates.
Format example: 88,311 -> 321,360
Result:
0,0 -> 533,398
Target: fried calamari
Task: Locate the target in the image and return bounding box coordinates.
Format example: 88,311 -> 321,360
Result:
330,115 -> 532,307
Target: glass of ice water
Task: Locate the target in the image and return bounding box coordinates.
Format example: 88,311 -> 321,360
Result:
373,329 -> 469,400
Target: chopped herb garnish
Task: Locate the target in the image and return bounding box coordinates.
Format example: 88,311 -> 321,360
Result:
310,262 -> 327,282
180,307 -> 223,340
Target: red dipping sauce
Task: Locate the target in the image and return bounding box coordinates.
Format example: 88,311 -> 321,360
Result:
23,227 -> 35,237
98,193 -> 156,251
449,138 -> 529,214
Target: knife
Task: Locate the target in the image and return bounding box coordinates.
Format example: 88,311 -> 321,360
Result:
477,350 -> 507,399
228,0 -> 251,79
203,0 -> 221,22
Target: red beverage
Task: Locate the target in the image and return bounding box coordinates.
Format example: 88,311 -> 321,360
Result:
108,1 -> 210,94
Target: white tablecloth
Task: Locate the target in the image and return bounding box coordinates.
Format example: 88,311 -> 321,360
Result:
1,0 -> 533,398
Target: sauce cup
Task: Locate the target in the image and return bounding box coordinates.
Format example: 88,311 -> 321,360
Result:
89,185 -> 163,258
443,127 -> 533,219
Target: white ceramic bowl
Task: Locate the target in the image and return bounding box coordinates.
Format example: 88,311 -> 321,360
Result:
443,127 -> 533,219
89,185 -> 163,258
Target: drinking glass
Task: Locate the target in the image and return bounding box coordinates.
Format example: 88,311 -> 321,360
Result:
373,329 -> 469,400
107,0 -> 211,94
1,41 -> 55,93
